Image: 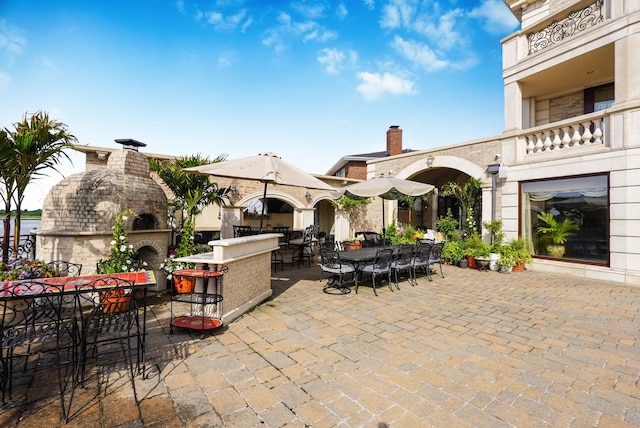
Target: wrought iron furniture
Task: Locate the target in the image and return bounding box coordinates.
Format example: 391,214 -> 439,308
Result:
390,244 -> 414,290
233,225 -> 253,238
410,241 -> 433,284
170,268 -> 225,339
357,248 -> 394,296
1,281 -> 79,422
290,225 -> 318,268
47,260 -> 83,277
355,231 -> 386,247
79,277 -> 144,407
319,243 -> 356,295
428,243 -> 445,280
270,226 -> 290,272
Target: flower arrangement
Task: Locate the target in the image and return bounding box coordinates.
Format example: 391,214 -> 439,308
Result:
96,209 -> 147,274
0,259 -> 54,281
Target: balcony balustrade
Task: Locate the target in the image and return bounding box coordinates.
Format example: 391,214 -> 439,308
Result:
523,112 -> 607,155
527,0 -> 604,55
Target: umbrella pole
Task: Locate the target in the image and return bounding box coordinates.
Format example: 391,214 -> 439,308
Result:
259,181 -> 268,232
381,199 -> 385,243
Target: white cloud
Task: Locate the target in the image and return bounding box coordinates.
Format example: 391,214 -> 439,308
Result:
218,51 -> 235,68
336,3 -> 348,20
291,2 -> 326,19
262,12 -> 337,51
0,70 -> 10,93
391,35 -> 448,72
36,56 -> 57,73
175,0 -> 185,14
0,20 -> 26,63
204,8 -> 252,31
380,0 -> 414,29
363,0 -> 375,10
469,0 -> 519,35
356,71 -> 415,100
317,48 -> 357,74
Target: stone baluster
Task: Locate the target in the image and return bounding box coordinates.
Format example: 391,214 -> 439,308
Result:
535,132 -> 544,152
551,129 -> 562,150
581,121 -> 593,145
592,118 -> 603,144
571,123 -> 582,146
543,130 -> 552,151
526,134 -> 536,153
561,126 -> 571,148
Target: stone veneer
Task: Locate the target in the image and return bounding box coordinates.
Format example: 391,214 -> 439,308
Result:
36,148 -> 171,288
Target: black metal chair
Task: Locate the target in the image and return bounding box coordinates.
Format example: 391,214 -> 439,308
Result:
428,242 -> 445,280
357,248 -> 394,296
47,260 -> 83,277
233,225 -> 253,237
0,281 -> 79,422
355,231 -> 385,247
390,244 -> 414,289
291,225 -> 317,268
319,243 -> 356,294
270,226 -> 290,272
411,241 -> 433,284
79,277 -> 143,408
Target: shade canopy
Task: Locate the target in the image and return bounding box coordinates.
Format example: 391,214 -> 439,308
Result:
184,152 -> 334,231
331,176 -> 435,235
331,176 -> 434,200
184,152 -> 335,191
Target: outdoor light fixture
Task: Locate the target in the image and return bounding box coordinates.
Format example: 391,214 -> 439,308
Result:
426,155 -> 434,168
229,184 -> 239,196
304,190 -> 312,201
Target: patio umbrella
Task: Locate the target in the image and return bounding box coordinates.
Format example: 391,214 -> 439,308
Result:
184,152 -> 335,231
331,176 -> 435,233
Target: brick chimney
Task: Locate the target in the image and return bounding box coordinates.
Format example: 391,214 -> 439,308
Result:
386,125 -> 402,156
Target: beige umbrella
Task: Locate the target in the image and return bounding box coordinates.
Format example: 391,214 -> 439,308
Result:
184,152 -> 335,231
331,176 -> 435,233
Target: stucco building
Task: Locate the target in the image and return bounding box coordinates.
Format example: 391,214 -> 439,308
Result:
365,0 -> 639,286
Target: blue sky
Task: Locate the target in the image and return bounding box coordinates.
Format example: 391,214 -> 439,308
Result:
1,0 -> 519,209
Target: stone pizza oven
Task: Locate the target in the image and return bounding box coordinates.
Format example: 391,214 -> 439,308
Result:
36,140 -> 171,289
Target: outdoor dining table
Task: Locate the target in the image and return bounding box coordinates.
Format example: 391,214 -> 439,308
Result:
0,270 -> 155,420
338,245 -> 402,270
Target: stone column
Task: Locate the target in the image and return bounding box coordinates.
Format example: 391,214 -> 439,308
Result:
220,206 -> 244,239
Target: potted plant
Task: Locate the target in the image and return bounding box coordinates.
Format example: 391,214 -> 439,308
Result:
442,240 -> 464,266
508,238 -> 532,271
436,209 -> 459,241
463,233 -> 490,269
342,237 -> 362,250
483,220 -> 504,271
497,251 -> 517,274
536,212 -> 579,258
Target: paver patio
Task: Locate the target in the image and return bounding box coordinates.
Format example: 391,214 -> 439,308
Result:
2,260 -> 640,427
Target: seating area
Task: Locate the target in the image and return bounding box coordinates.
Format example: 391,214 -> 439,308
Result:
0,273 -> 149,423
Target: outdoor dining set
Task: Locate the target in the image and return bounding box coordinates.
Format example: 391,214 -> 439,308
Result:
0,264 -> 153,423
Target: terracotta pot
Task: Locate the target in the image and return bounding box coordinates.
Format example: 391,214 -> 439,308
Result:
343,241 -> 361,251
467,255 -> 478,269
173,276 -> 196,293
99,289 -> 131,313
512,262 -> 525,272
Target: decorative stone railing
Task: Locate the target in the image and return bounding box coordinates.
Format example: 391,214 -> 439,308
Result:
524,112 -> 607,155
527,0 -> 604,55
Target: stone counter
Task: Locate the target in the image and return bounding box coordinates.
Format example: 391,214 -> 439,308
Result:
175,233 -> 280,324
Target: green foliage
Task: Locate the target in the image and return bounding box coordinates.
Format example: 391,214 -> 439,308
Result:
463,233 -> 491,258
330,195 -> 371,212
536,212 -> 579,245
442,240 -> 464,262
497,238 -> 532,266
483,220 -> 504,250
440,177 -> 482,234
96,210 -> 146,274
436,209 -> 459,240
384,219 -> 422,245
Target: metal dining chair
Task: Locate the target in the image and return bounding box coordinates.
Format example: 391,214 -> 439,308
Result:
0,281 -> 79,423
390,244 -> 414,289
46,260 -> 83,277
319,243 -> 356,294
79,277 -> 143,408
411,241 -> 433,284
357,248 -> 394,296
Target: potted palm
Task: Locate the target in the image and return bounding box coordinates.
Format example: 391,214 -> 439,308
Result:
536,212 -> 579,258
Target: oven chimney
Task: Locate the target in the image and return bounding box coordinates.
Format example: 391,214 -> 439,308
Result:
386,125 -> 402,156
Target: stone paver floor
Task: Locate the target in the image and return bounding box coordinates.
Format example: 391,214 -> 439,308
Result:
2,260 -> 640,427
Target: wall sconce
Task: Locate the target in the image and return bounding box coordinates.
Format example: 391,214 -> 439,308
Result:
304,190 -> 312,201
229,184 -> 239,196
426,155 -> 434,168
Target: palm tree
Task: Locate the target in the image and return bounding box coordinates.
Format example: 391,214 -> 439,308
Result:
150,154 -> 230,236
5,111 -> 76,259
440,177 -> 482,235
0,130 -> 18,262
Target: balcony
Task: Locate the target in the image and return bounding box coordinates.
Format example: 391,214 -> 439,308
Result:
521,111 -> 608,157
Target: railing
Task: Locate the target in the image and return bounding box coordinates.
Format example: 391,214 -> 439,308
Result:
523,112 -> 607,155
0,233 -> 36,260
527,0 -> 604,55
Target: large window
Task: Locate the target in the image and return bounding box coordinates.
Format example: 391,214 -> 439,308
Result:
521,175 -> 608,264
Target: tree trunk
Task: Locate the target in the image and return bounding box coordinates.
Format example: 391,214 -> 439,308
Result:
2,201 -> 11,263
12,209 -> 21,261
